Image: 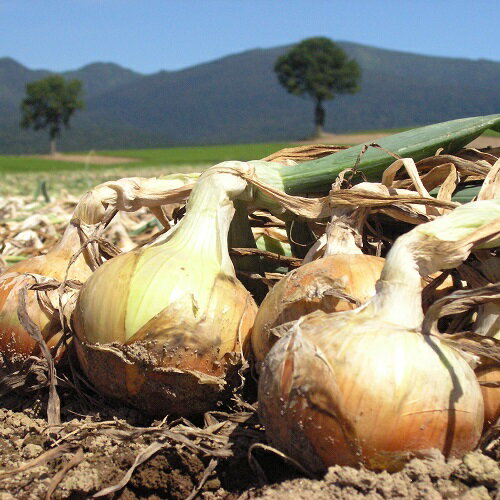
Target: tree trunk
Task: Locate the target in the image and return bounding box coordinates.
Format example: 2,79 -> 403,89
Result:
50,139 -> 57,155
314,99 -> 325,137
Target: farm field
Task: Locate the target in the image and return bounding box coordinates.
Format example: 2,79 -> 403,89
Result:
0,143 -> 291,197
0,143 -> 292,173
0,142 -> 292,196
0,118 -> 499,498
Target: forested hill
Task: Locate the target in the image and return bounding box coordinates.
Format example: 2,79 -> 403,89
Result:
1,41 -> 499,153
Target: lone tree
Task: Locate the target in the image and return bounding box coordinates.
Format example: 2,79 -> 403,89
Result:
274,37 -> 361,137
20,75 -> 84,155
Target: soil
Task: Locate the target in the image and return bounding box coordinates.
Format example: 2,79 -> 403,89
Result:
0,370 -> 498,500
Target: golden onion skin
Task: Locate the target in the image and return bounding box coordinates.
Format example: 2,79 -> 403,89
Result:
0,274 -> 61,365
251,258 -> 456,364
0,232 -> 92,370
259,312 -> 484,472
73,250 -> 257,416
476,366 -> 499,429
475,330 -> 499,431
474,326 -> 499,431
251,255 -> 385,363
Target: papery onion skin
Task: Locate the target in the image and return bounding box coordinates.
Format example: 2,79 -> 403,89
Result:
0,230 -> 92,369
259,313 -> 484,473
475,328 -> 500,431
251,255 -> 385,363
0,274 -> 61,364
250,257 -> 453,364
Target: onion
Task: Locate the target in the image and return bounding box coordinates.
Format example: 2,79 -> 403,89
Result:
258,200 -> 500,472
0,215 -> 97,369
476,365 -> 499,428
251,200 -> 385,364
73,167 -> 257,417
251,253 -> 385,364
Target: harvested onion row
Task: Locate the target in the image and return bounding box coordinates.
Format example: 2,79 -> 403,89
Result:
0,115 -> 498,444
70,155 -> 463,416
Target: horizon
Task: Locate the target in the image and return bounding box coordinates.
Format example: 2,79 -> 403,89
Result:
2,0 -> 499,74
3,38 -> 500,76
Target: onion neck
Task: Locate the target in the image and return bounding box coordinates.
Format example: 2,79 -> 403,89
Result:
52,224 -> 82,253
365,200 -> 500,332
368,233 -> 424,329
121,169 -> 249,338
49,184 -> 116,272
228,200 -> 261,273
324,208 -> 364,257
153,169 -> 249,276
72,187 -> 111,226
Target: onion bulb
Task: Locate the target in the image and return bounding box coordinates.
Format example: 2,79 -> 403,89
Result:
258,200 -> 500,472
251,204 -> 384,363
476,365 -> 499,429
0,210 -> 97,369
73,167 -> 257,417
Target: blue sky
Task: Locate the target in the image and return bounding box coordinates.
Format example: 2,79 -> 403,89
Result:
2,0 -> 499,73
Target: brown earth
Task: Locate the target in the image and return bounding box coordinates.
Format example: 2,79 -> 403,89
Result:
0,372 -> 498,500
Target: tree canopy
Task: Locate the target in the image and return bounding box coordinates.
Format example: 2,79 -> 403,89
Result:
274,37 -> 361,136
20,75 -> 84,154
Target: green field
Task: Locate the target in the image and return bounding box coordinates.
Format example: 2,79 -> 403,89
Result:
97,143 -> 293,166
0,143 -> 291,197
0,156 -> 88,173
2,125 -> 498,175
0,143 -> 291,174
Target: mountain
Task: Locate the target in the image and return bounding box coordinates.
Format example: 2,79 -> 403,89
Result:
0,42 -> 499,154
64,62 -> 143,98
0,58 -> 49,111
